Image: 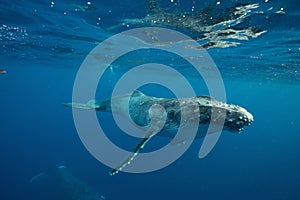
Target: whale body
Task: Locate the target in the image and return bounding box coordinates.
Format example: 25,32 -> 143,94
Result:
29,165 -> 105,200
63,90 -> 253,175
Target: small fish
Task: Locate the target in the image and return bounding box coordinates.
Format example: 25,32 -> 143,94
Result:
0,69 -> 7,74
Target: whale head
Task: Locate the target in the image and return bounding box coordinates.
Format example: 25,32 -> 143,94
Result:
223,104 -> 254,133
196,96 -> 253,133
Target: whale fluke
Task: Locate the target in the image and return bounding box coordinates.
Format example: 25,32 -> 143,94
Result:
62,100 -> 100,110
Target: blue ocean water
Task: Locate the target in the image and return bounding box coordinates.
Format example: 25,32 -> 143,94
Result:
0,0 -> 300,200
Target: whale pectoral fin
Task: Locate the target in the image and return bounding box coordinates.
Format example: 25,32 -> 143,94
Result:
109,127 -> 158,176
109,137 -> 150,176
110,103 -> 167,176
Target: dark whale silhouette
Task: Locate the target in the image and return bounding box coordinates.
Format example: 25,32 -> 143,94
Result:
29,165 -> 105,200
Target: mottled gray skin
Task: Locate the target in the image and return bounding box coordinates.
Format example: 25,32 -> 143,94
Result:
64,90 -> 253,134
63,90 -> 253,175
87,90 -> 253,133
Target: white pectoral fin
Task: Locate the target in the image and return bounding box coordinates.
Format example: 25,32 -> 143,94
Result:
109,104 -> 167,176
109,130 -> 156,176
109,137 -> 150,176
109,127 -> 158,176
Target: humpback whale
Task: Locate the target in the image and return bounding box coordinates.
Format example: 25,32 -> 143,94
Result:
30,165 -> 105,200
64,90 -> 253,175
0,69 -> 7,74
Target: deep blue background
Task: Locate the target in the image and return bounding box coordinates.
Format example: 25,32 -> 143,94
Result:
1,0 -> 300,199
